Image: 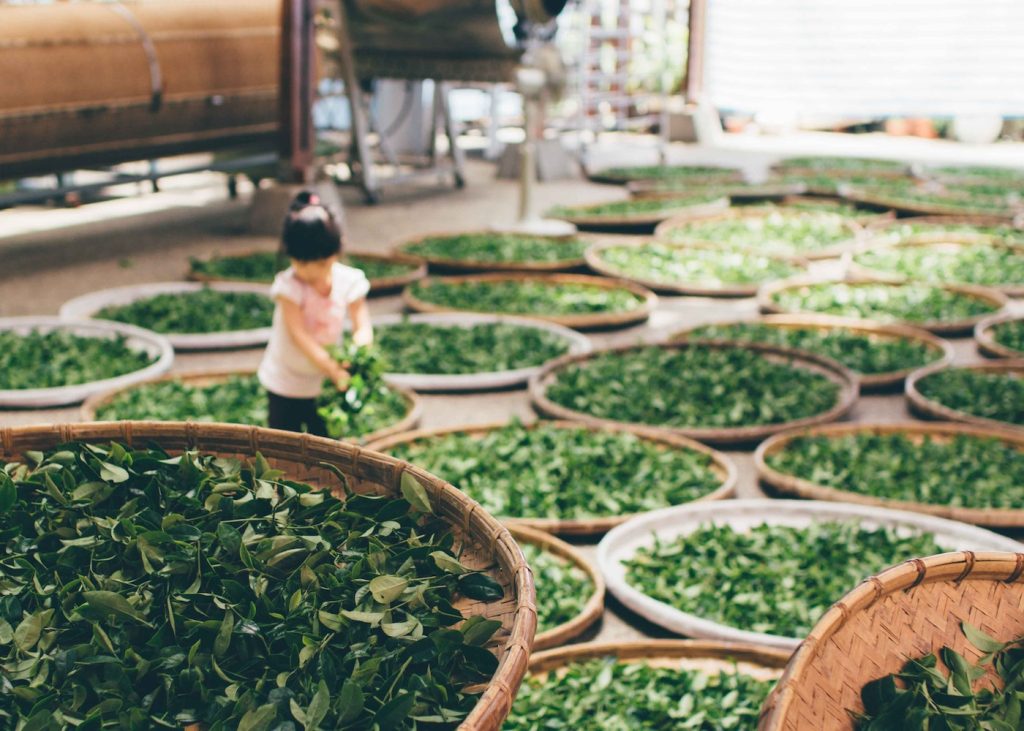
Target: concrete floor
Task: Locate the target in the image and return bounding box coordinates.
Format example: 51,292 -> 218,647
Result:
0,154 -> 1019,647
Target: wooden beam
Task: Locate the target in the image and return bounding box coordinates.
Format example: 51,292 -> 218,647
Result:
278,0 -> 315,183
683,0 -> 707,102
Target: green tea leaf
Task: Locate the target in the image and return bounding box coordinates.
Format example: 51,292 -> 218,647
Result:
400,472 -> 432,514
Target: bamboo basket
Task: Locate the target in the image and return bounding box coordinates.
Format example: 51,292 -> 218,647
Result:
864,214 -> 1022,246
840,186 -> 1020,222
586,167 -> 744,186
0,422 -> 536,731
392,230 -> 588,273
755,421 -> 1024,528
975,312 -> 1024,359
546,196 -> 730,233
779,195 -> 896,224
583,239 -> 809,297
759,551 -> 1024,730
529,340 -> 860,447
364,419 -> 737,536
403,273 -> 657,331
653,208 -> 864,261
758,276 -> 1008,336
627,181 -> 805,201
507,525 -> 604,651
906,360 -> 1024,433
79,368 -> 423,445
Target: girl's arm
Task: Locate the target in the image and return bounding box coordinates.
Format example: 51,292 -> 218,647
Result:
279,298 -> 349,388
348,297 -> 373,346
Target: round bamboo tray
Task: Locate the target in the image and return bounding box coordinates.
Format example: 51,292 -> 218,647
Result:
547,196 -> 730,233
507,525 -> 604,651
758,276 -> 1008,336
627,181 -> 805,201
755,421 -> 1024,528
760,551 -> 1024,730
586,167 -> 744,186
364,419 -> 737,536
403,273 -> 657,331
393,230 -> 587,273
529,340 -> 860,447
583,239 -> 809,297
976,312 -> 1024,359
653,208 -> 864,261
0,422 -> 535,731
906,360 -> 1024,433
669,314 -> 954,391
779,195 -> 896,224
840,186 -> 1020,222
79,368 -> 423,445
864,214 -> 1022,246
597,499 -> 1023,651
59,281 -> 273,351
0,317 -> 175,408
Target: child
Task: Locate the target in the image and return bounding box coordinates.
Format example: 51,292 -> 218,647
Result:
257,191 -> 373,436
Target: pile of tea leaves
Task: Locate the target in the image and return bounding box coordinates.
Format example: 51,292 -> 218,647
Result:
96,289 -> 273,335
408,279 -> 645,317
991,318 -> 1024,356
399,233 -> 589,266
854,242 -> 1024,288
592,243 -> 800,288
660,210 -> 857,257
188,252 -> 417,284
520,542 -> 592,634
547,195 -> 724,219
915,368 -> 1024,427
0,329 -> 155,390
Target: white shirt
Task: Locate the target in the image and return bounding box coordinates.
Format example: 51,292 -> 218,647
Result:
258,262 -> 370,398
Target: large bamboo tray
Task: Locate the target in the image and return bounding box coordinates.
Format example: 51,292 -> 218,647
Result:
59,281 -> 273,351
507,525 -> 605,651
975,312 -> 1024,359
654,208 -> 864,261
779,195 -> 895,224
0,422 -> 536,731
758,276 -> 1008,336
529,340 -> 859,447
865,214 -> 1024,245
760,551 -> 1024,730
586,166 -> 744,186
0,316 -> 174,408
597,499 -> 1023,651
906,360 -> 1024,433
393,230 -> 588,273
627,181 -> 805,201
755,421 -> 1024,528
670,314 -> 954,391
79,368 -> 423,445
547,196 -> 730,233
583,239 -> 809,297
403,273 -> 657,331
840,186 -> 1021,222
365,419 -> 737,536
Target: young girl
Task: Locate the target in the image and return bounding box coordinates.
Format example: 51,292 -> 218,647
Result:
257,192 -> 373,436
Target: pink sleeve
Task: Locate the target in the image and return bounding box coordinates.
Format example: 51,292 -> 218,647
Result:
270,270 -> 304,305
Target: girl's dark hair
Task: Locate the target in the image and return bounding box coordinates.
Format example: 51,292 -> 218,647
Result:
281,191 -> 343,261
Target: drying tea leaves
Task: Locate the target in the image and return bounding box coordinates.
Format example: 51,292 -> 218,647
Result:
854,622 -> 1024,729
386,421 -> 724,523
0,329 -> 154,390
408,279 -> 645,317
770,282 -> 998,325
544,345 -> 841,429
873,221 -> 1024,247
767,431 -> 1024,510
854,242 -> 1024,288
506,657 -> 774,731
660,210 -> 856,256
688,322 -> 940,377
592,165 -> 742,183
932,165 -> 1024,183
189,252 -> 417,284
547,194 -> 724,219
848,186 -> 1019,217
624,522 -> 943,638
772,173 -> 910,196
915,368 -> 1024,427
593,243 -> 800,288
318,343 -> 410,438
519,543 -> 591,634
400,233 -> 588,266
0,442 -> 505,729
96,289 -> 273,335
373,322 -> 570,375
774,156 -> 908,173
345,254 -> 420,282
992,319 -> 1024,356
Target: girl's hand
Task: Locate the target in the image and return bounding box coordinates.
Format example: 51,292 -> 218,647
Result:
332,367 -> 351,392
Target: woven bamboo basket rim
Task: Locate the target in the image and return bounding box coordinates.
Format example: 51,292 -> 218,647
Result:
0,422 -> 537,731
668,313 -> 954,391
627,182 -> 805,200
839,186 -> 1021,222
402,272 -> 658,330
759,551 -> 1024,730
546,196 -> 730,228
582,238 -> 809,297
528,339 -> 860,447
906,360 -> 1024,433
757,275 -> 1009,336
363,419 -> 738,536
653,207 -> 864,261
505,524 -> 604,652
754,420 -> 1024,528
975,312 -> 1024,359
78,367 -> 424,446
392,229 -> 587,273
586,166 -> 744,186
185,249 -> 427,295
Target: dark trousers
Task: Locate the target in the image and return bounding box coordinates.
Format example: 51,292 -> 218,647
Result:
267,391 -> 328,437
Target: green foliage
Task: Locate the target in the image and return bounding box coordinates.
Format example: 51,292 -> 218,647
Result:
661,210 -> 856,256
771,282 -> 998,324
774,156 -> 908,172
594,165 -> 741,183
874,221 -> 1024,246
773,173 -> 910,196
507,657 -> 774,730
188,252 -> 417,284
409,279 -> 644,317
689,322 -> 941,377
546,194 -> 723,218
850,186 -> 1017,216
854,242 -> 1024,287
387,421 -> 723,522
345,255 -> 419,282
0,330 -> 154,390
916,368 -> 1024,427
373,322 -> 570,375
624,522 -> 942,638
318,343 -> 408,439
993,319 -> 1024,355
594,244 -> 800,288
519,543 -> 591,634
934,165 -> 1024,182
401,233 -> 588,265
0,442 -> 505,729
96,289 -> 273,335
544,345 -> 840,430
